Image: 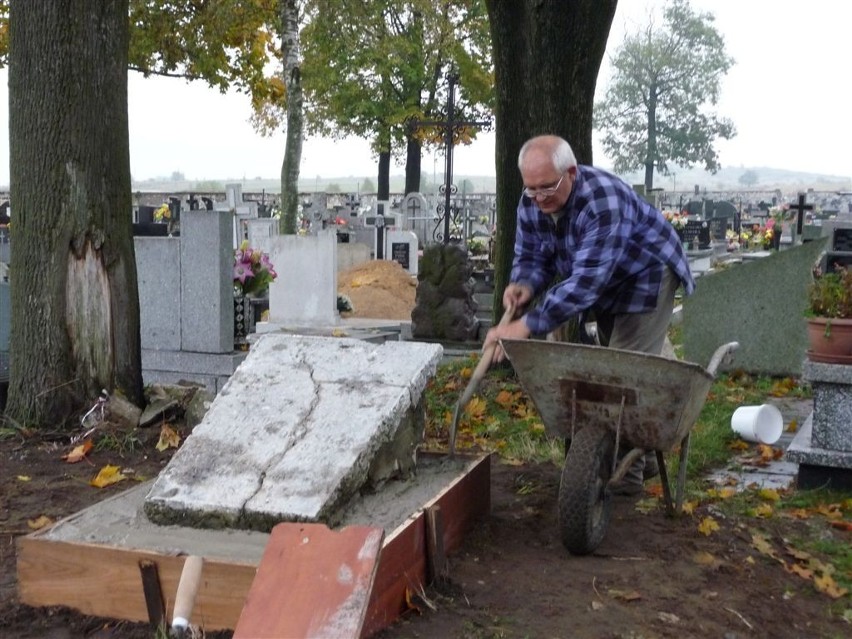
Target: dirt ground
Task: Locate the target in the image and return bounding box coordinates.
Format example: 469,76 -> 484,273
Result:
1,265 -> 850,638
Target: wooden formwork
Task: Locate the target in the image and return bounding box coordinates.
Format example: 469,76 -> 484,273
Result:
17,452 -> 491,636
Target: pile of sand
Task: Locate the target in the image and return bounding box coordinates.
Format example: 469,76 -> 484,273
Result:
338,260 -> 417,320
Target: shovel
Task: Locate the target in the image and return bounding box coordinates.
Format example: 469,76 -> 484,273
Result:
448,304 -> 516,456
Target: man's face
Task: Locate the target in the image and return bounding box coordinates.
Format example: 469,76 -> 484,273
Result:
520,149 -> 574,215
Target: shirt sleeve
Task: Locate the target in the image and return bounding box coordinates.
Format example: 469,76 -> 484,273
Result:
511,197 -> 556,298
524,204 -> 628,334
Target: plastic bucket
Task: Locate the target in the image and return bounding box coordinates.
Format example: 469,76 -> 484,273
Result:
730,404 -> 783,445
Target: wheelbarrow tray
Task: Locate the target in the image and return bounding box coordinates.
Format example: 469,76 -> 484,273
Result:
501,339 -> 714,453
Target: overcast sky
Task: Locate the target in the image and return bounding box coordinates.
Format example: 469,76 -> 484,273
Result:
0,0 -> 850,186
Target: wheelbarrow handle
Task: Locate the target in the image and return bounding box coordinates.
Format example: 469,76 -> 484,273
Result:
706,341 -> 740,377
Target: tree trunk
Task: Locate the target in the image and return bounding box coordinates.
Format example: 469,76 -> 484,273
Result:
485,0 -> 617,322
377,151 -> 391,201
7,0 -> 143,426
404,136 -> 422,195
279,0 -> 303,235
644,87 -> 657,191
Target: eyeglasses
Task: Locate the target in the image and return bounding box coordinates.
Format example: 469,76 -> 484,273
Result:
523,174 -> 564,199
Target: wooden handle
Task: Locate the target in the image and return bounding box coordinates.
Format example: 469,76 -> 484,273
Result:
458,304 -> 516,407
172,555 -> 204,630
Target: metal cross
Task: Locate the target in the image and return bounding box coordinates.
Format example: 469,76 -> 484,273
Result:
790,192 -> 814,236
410,70 -> 489,244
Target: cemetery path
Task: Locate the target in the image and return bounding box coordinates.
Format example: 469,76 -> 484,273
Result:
0,399 -> 848,638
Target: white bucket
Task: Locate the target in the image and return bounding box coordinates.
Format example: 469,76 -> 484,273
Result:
730,404 -> 783,445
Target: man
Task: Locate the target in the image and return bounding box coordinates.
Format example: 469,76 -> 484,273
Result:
484,134 -> 695,494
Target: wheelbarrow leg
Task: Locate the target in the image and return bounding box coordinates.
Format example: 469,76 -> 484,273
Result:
656,450 -> 675,516
675,433 -> 691,513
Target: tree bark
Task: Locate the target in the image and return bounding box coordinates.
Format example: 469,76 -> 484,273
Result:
485,0 -> 617,322
404,136 -> 422,196
377,151 -> 391,201
279,0 -> 303,235
7,0 -> 143,426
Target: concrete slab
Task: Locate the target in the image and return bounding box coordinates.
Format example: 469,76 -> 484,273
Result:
144,334 -> 443,530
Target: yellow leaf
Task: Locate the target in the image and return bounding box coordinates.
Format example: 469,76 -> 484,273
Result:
758,488 -> 780,502
330,328 -> 347,337
63,440 -> 93,463
464,396 -> 487,421
787,563 -> 813,580
607,589 -> 642,602
784,546 -> 813,562
693,551 -> 718,566
745,556 -> 755,564
156,424 -> 181,452
814,572 -> 848,599
530,421 -> 545,433
17,475 -> 31,482
728,440 -> 750,451
698,517 -> 720,536
459,367 -> 472,380
27,515 -> 53,530
785,508 -> 810,520
787,418 -> 798,433
682,500 -> 699,515
754,503 -> 774,518
494,390 -> 517,408
751,532 -> 778,559
90,465 -> 127,488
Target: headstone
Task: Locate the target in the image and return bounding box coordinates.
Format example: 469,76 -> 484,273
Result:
402,192 -> 430,248
180,210 -> 234,354
266,230 -> 338,325
787,362 -> 852,490
386,229 -> 419,276
683,239 -> 829,376
135,236 -> 182,351
680,220 -> 711,250
137,205 -> 156,224
144,334 -> 443,529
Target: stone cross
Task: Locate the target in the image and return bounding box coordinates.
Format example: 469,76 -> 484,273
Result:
409,70 -> 489,244
790,192 -> 814,237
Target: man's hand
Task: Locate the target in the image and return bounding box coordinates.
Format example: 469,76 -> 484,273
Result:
483,318 -> 531,364
503,283 -> 533,311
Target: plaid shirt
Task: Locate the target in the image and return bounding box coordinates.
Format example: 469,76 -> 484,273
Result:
513,165 -> 695,335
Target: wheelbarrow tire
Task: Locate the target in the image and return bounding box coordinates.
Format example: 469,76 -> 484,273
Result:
558,425 -> 614,555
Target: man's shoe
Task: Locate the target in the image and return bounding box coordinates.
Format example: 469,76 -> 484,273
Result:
609,479 -> 644,496
643,456 -> 660,481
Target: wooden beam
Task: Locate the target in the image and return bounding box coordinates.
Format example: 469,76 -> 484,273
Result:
234,523 -> 384,638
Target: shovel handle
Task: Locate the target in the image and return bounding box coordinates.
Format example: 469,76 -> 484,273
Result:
459,304 -> 516,406
172,555 -> 203,631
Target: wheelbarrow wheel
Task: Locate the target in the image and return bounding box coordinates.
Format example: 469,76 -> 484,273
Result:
558,425 -> 614,555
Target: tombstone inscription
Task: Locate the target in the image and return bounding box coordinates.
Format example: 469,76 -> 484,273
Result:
680,220 -> 711,250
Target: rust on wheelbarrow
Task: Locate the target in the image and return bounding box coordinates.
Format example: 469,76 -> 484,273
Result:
500,340 -> 736,453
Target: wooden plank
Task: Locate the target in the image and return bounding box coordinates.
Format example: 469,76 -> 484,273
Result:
233,523 -> 384,639
17,452 -> 491,636
17,538 -> 256,631
425,505 -> 448,583
360,452 -> 491,637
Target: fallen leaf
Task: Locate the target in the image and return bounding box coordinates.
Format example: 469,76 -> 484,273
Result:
758,488 -> 780,502
698,517 -> 720,536
816,503 -> 844,520
459,367 -> 472,380
680,500 -> 698,515
442,380 -> 458,391
829,520 -> 852,532
608,589 -> 642,602
814,572 -> 849,599
728,440 -> 750,451
745,556 -> 755,564
90,465 -> 127,488
63,440 -> 93,463
27,515 -> 53,530
494,390 -> 518,409
17,475 -> 31,482
657,612 -> 680,624
693,551 -> 718,566
751,532 -> 778,559
753,503 -> 774,518
784,546 -> 813,562
156,424 -> 181,452
330,328 -> 347,337
464,396 -> 487,421
707,487 -> 737,500
787,418 -> 798,433
785,508 -> 811,520
787,563 -> 813,580
634,498 -> 659,514
645,484 -> 664,498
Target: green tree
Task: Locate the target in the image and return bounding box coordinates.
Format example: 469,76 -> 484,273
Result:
360,178 -> 376,194
739,169 -> 759,187
595,0 -> 735,191
7,0 -> 143,426
295,0 -> 493,199
485,0 -> 617,321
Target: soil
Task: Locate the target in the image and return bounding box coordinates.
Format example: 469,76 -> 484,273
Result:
338,260 -> 417,320
0,272 -> 849,637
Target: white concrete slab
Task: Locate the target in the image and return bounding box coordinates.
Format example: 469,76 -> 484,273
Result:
145,334 -> 443,529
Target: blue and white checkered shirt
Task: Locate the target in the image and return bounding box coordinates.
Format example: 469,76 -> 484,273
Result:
512,165 -> 695,335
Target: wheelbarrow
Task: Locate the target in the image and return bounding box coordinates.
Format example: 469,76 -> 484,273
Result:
500,339 -> 739,555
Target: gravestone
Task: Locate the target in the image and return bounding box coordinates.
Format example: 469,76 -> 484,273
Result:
411,243 -> 478,342
787,362 -> 852,490
683,239 -> 828,375
144,334 -> 443,529
136,210 -> 247,394
386,229 -> 419,276
265,230 -> 338,326
402,192 -> 431,249
680,220 -> 711,250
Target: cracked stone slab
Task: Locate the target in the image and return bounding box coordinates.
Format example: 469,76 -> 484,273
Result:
144,334 -> 442,530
